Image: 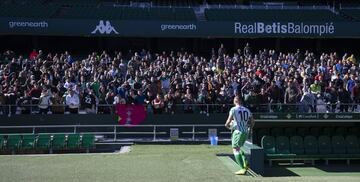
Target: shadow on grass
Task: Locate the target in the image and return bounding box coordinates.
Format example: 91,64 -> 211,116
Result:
315,164 -> 360,173
264,166 -> 301,177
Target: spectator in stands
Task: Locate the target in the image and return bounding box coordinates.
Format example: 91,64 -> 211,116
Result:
183,90 -> 195,113
352,81 -> 360,112
82,89 -> 97,114
284,81 -> 300,112
266,81 -> 281,112
310,79 -> 321,112
244,89 -> 258,112
4,86 -> 17,115
1,44 -> 359,116
0,88 -> 5,115
135,90 -> 145,105
65,89 -> 80,114
324,82 -> 338,113
38,89 -> 52,114
152,94 -> 164,114
51,92 -> 64,114
300,88 -> 315,113
338,86 -> 351,112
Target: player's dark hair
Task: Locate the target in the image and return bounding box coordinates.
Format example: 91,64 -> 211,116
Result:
234,96 -> 240,104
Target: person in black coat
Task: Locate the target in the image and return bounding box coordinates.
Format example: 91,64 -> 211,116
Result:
338,86 -> 351,112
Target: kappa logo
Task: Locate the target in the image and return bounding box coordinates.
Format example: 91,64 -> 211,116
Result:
91,20 -> 119,34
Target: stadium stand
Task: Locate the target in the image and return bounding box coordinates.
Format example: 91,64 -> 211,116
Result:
205,9 -> 346,21
58,6 -> 196,21
48,0 -> 100,7
0,4 -> 59,18
341,9 -> 360,22
2,0 -> 360,22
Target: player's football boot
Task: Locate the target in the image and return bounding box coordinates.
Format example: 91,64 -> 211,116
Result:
235,169 -> 246,175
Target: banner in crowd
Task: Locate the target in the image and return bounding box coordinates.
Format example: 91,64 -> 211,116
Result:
1,18 -> 360,38
115,104 -> 147,125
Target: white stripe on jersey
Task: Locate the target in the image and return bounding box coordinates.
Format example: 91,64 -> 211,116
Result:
231,106 -> 252,133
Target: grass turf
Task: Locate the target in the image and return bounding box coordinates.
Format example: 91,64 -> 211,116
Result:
0,145 -> 360,182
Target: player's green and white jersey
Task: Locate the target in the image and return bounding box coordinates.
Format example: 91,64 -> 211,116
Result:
229,105 -> 252,133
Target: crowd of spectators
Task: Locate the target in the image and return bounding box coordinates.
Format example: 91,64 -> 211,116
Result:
0,44 -> 359,115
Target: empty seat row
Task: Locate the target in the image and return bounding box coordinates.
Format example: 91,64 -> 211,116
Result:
261,135 -> 360,166
255,127 -> 360,145
0,134 -> 95,154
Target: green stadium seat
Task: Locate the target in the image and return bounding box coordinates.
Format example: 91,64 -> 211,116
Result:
256,128 -> 269,144
322,127 -> 334,136
345,135 -> 360,154
0,135 -> 5,150
81,134 -> 95,152
261,135 -> 275,154
6,135 -> 22,150
52,134 -> 66,150
335,127 -> 347,136
310,127 -> 321,137
318,135 -> 332,154
276,136 -> 290,154
67,134 -> 81,149
290,136 -> 304,155
297,128 -> 309,137
304,136 -> 318,155
270,128 -> 283,137
348,127 -> 359,137
36,134 -> 51,150
284,128 -> 296,137
332,135 -> 346,154
22,134 -> 36,150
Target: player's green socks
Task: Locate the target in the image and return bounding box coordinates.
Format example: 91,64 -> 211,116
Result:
240,150 -> 248,169
233,151 -> 244,169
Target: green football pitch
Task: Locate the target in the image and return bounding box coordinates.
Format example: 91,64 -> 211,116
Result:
1,145 -> 360,182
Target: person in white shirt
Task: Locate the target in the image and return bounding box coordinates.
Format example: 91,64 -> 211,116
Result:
38,89 -> 52,114
65,89 -> 79,114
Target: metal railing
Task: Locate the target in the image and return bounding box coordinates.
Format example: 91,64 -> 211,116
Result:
103,1 -> 333,10
0,124 -> 231,142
